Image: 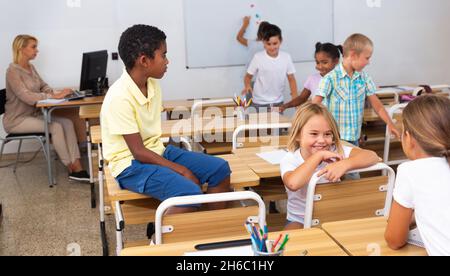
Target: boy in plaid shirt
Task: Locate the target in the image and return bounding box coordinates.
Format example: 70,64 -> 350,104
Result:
313,33 -> 399,145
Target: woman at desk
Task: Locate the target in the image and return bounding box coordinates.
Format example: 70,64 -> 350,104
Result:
3,35 -> 89,181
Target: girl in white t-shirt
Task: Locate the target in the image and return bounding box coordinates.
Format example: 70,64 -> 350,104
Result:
279,43 -> 342,112
385,95 -> 450,256
280,103 -> 379,230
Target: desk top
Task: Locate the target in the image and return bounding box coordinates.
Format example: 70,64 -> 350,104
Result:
36,96 -> 104,108
233,146 -> 285,179
321,217 -> 428,256
163,97 -> 235,112
120,228 -> 348,256
217,154 -> 260,190
161,113 -> 291,138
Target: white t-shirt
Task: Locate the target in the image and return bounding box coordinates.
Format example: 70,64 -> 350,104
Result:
246,40 -> 264,69
247,51 -> 296,105
393,157 -> 450,256
280,146 -> 354,224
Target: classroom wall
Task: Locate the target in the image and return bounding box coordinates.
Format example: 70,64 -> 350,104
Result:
1,0 -> 449,154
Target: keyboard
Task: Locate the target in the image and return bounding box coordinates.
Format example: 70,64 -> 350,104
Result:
65,90 -> 86,101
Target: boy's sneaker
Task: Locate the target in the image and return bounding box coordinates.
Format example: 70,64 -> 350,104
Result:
69,170 -> 90,182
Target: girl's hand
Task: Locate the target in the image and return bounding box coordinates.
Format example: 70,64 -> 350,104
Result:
318,161 -> 349,182
388,124 -> 401,140
318,151 -> 343,163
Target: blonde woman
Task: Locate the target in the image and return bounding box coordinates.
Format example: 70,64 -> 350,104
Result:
3,35 -> 89,181
280,103 -> 379,230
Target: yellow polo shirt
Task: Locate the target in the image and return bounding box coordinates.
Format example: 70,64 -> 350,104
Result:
101,69 -> 165,177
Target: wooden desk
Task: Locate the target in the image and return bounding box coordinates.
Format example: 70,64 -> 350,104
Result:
234,146 -> 285,179
322,217 -> 428,256
163,98 -> 235,112
161,113 -> 291,139
36,96 -> 104,109
79,104 -> 102,120
36,96 -> 105,207
79,104 -> 103,201
217,154 -> 260,190
120,228 -> 348,256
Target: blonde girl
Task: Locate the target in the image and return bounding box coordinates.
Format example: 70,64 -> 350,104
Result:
280,103 -> 379,230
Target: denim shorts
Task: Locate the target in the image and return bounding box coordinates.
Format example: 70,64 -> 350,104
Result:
115,145 -> 231,204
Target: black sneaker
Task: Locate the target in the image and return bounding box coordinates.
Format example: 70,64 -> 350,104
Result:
69,170 -> 90,182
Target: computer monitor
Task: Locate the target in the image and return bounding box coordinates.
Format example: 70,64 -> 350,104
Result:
79,50 -> 108,96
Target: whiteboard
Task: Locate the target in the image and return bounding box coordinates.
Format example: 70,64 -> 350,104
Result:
184,0 -> 334,69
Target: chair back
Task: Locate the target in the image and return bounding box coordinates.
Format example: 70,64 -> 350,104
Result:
155,191 -> 266,244
304,163 -> 396,228
0,89 -> 6,116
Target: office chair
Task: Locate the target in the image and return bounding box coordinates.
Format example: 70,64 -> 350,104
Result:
0,89 -> 51,176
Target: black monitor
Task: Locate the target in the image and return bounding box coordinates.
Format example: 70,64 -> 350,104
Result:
79,50 -> 108,96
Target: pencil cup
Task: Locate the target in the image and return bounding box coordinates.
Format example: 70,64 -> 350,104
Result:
236,107 -> 249,121
253,240 -> 284,256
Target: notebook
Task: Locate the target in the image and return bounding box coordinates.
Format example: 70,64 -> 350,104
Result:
407,227 -> 425,248
256,149 -> 288,165
37,98 -> 66,105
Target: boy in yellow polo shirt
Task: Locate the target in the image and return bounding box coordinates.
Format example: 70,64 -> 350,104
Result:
101,25 -> 231,214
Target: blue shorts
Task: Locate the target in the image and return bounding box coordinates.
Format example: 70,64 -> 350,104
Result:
115,145 -> 231,205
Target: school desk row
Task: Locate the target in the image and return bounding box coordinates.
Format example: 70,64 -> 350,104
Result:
119,217 -> 427,256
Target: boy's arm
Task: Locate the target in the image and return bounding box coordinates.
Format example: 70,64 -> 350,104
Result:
123,133 -> 200,184
287,74 -> 298,99
385,201 -> 414,250
312,76 -> 331,104
236,16 -> 250,47
367,95 -> 401,139
318,147 -> 380,182
242,73 -> 253,95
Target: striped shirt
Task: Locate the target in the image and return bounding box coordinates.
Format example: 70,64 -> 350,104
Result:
318,63 -> 376,142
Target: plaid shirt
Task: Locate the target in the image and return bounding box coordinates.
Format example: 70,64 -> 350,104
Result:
318,63 -> 376,142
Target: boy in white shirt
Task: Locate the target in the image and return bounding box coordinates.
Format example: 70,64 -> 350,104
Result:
242,23 -> 298,112
385,95 -> 450,256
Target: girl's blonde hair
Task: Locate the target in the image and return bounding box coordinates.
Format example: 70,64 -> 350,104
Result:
343,33 -> 373,57
287,103 -> 343,155
403,95 -> 450,165
12,35 -> 38,64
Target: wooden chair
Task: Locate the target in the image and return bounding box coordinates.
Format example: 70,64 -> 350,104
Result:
383,103 -> 408,166
231,122 -> 292,223
232,122 -> 292,151
154,191 -> 266,245
303,163 -> 396,228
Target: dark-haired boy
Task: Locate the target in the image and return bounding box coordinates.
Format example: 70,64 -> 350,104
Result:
242,23 -> 298,112
101,25 -> 231,214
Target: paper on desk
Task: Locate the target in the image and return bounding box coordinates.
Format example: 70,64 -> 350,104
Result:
407,227 -> 425,248
184,245 -> 253,256
37,99 -> 66,104
256,150 -> 288,165
396,86 -> 417,91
